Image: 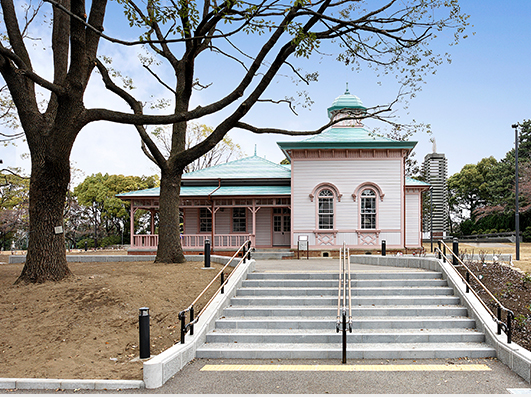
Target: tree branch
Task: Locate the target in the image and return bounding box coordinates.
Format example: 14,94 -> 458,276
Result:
94,58 -> 167,168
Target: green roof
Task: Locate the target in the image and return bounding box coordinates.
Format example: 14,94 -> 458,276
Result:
327,87 -> 366,118
116,155 -> 292,199
405,177 -> 431,187
183,155 -> 290,180
117,185 -> 290,199
277,127 -> 417,154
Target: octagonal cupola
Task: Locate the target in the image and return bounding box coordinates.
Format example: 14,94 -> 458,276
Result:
327,84 -> 367,126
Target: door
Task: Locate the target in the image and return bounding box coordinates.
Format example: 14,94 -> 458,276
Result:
273,208 -> 290,246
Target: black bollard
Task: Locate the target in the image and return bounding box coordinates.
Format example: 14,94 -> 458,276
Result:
452,238 -> 459,266
381,240 -> 386,256
84,240 -> 88,252
139,307 -> 150,359
204,239 -> 211,268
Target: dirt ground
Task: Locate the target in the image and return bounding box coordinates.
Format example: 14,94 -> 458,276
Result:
0,252 -> 230,380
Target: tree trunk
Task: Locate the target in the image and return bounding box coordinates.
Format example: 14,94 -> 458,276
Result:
155,168 -> 186,263
15,141 -> 73,284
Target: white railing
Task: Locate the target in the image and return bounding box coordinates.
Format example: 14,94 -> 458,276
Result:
132,234 -> 252,249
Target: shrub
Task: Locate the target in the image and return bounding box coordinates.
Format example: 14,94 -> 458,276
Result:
523,226 -> 531,243
99,235 -> 121,247
77,238 -> 95,249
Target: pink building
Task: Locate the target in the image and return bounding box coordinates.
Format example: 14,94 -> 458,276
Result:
118,89 -> 429,255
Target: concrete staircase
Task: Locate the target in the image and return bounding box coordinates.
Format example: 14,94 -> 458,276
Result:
251,248 -> 294,260
196,270 -> 496,360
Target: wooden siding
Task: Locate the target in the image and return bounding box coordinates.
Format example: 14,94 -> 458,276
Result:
215,210 -> 230,234
184,208 -> 198,234
292,158 -> 403,231
405,193 -> 421,246
255,207 -> 272,247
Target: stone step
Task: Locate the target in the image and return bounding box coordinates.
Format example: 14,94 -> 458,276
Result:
196,342 -> 496,359
206,330 -> 486,344
247,272 -> 442,280
197,269 -> 494,361
214,317 -> 476,330
235,287 -> 454,297
242,279 -> 448,288
231,295 -> 460,305
222,305 -> 467,317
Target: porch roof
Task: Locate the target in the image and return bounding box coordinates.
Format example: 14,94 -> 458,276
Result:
117,184 -> 291,199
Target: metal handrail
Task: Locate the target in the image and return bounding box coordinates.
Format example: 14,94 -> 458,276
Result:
435,240 -> 514,343
336,242 -> 352,363
178,240 -> 252,344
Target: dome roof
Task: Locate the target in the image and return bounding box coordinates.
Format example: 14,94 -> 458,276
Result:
327,86 -> 366,119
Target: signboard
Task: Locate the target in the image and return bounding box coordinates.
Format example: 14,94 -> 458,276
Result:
298,235 -> 309,259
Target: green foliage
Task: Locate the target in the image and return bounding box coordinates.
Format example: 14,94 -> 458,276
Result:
447,156 -> 497,221
99,235 -> 122,247
0,169 -> 29,249
73,173 -> 159,245
77,238 -> 95,249
0,169 -> 29,210
523,227 -> 531,243
450,120 -> 531,235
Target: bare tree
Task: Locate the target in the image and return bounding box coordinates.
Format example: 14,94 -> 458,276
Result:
97,0 -> 469,263
152,123 -> 245,173
0,0 -> 470,279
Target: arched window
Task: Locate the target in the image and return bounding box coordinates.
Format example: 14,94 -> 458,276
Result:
360,189 -> 377,229
318,189 -> 334,229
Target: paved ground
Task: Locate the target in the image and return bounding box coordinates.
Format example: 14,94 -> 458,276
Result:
11,358 -> 523,394
141,357 -> 530,394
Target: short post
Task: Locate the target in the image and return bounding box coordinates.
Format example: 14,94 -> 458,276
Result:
247,240 -> 252,260
139,307 -> 150,359
84,240 -> 88,252
242,244 -> 247,262
189,306 -> 194,336
443,244 -> 446,263
452,238 -> 459,266
497,305 -> 502,335
204,239 -> 211,268
381,240 -> 386,256
342,309 -> 347,364
437,241 -> 442,259
507,311 -> 513,344
465,271 -> 470,293
179,311 -> 186,344
221,271 -> 225,294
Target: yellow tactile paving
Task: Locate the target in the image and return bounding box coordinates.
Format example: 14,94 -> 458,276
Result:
201,364 -> 491,372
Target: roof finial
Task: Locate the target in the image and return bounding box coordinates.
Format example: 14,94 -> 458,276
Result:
254,144 -> 257,156
345,82 -> 350,95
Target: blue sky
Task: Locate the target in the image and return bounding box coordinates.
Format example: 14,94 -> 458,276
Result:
4,0 -> 531,183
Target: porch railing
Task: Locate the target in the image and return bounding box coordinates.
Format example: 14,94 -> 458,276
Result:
132,234 -> 158,248
132,233 -> 252,249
